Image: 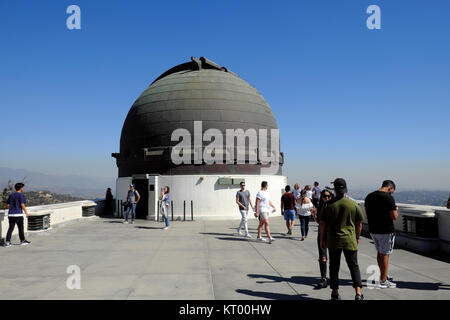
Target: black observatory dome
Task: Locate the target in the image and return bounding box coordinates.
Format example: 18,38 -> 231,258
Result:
113,57 -> 283,177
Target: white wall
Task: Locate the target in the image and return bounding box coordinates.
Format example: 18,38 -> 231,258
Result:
115,177 -> 132,217
0,212 -> 28,241
0,201 -> 96,241
116,174 -> 287,220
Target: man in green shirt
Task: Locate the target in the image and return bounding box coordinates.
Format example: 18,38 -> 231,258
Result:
320,178 -> 364,300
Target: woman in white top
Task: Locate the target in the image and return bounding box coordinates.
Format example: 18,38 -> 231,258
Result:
297,189 -> 314,241
160,186 -> 170,230
293,184 -> 301,214
305,185 -> 313,200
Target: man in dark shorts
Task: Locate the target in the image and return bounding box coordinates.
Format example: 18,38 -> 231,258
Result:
447,195 -> 450,209
3,182 -> 31,247
281,185 -> 296,235
320,178 -> 364,300
365,180 -> 398,289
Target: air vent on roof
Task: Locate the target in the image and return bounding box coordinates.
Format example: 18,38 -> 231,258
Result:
82,205 -> 96,217
28,214 -> 51,231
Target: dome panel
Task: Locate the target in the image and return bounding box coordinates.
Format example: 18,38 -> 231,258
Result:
115,57 -> 282,177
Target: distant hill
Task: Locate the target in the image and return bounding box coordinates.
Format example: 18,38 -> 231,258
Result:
348,189 -> 449,207
0,167 -> 115,199
1,190 -> 84,207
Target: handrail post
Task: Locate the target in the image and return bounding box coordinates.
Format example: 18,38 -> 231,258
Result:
191,200 -> 193,221
171,200 -> 174,221
157,200 -> 160,221
183,200 -> 186,221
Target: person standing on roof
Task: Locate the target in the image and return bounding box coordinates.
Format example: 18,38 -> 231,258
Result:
160,186 -> 171,230
236,181 -> 254,238
255,181 -> 277,243
320,178 -> 364,300
298,190 -> 314,241
293,184 -> 301,214
3,183 -> 31,247
312,181 -> 321,208
124,184 -> 140,224
311,189 -> 334,289
364,180 -> 398,289
281,185 -> 296,235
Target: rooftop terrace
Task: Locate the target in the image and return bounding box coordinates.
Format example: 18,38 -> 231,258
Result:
0,216 -> 449,300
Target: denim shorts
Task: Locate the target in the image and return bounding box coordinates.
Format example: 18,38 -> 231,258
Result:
283,209 -> 296,221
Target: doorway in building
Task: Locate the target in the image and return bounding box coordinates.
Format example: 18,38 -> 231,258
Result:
132,179 -> 148,219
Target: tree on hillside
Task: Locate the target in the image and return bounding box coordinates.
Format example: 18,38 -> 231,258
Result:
1,176 -> 28,205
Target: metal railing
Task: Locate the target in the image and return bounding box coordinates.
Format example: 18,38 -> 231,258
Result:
158,200 -> 194,222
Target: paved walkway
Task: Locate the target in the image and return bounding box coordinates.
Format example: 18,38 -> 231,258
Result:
0,216 -> 449,300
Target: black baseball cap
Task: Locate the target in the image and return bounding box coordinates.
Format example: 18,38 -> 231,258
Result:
331,178 -> 348,193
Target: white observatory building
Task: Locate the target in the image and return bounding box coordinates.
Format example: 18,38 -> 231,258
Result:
112,57 -> 286,220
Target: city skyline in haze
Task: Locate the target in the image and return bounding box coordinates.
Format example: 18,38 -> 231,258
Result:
1,1 -> 449,191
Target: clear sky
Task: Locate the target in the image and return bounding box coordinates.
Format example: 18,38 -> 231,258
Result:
0,0 -> 449,191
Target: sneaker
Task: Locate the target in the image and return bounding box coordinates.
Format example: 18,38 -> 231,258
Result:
123,220 -> 129,224
379,279 -> 396,288
288,228 -> 292,235
130,220 -> 135,224
355,294 -> 364,300
244,234 -> 252,238
236,228 -> 243,236
20,240 -> 31,246
317,278 -> 328,289
331,293 -> 341,300
163,226 -> 169,230
4,242 -> 11,247
387,275 -> 394,281
268,237 -> 275,243
256,237 -> 266,242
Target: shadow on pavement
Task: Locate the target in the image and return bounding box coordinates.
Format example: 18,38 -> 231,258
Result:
216,237 -> 250,242
236,288 -> 319,300
135,226 -> 164,230
395,281 -> 450,291
200,232 -> 235,237
247,273 -> 356,290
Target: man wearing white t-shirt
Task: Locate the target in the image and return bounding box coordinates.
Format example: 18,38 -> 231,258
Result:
255,181 -> 277,243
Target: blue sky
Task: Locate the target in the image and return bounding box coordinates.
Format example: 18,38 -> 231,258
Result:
0,0 -> 449,190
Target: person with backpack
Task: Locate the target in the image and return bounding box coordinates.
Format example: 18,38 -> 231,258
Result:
123,184 -> 140,224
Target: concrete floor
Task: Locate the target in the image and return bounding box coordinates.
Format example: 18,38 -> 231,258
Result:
0,216 -> 449,300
